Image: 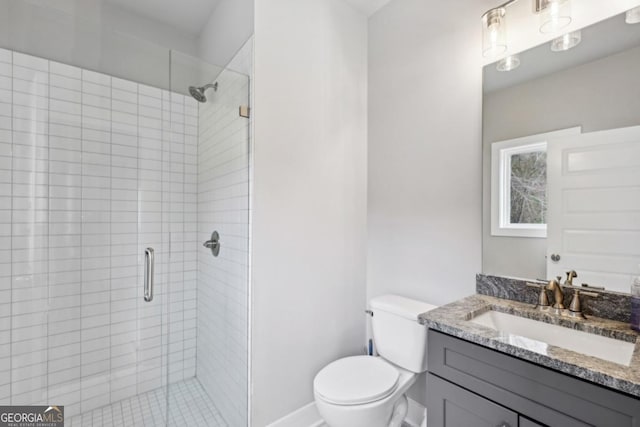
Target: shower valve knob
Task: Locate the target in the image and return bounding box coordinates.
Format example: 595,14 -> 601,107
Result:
203,231 -> 221,257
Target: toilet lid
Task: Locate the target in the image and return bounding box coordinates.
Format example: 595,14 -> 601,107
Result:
314,356 -> 399,405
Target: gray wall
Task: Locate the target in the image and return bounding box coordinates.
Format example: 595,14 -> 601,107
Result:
482,45 -> 640,280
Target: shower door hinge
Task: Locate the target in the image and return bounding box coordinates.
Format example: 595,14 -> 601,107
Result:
239,105 -> 250,118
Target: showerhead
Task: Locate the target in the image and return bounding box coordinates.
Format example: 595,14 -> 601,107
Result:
189,86 -> 206,103
188,82 -> 218,103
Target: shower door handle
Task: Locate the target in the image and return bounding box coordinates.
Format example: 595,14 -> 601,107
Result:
144,247 -> 154,302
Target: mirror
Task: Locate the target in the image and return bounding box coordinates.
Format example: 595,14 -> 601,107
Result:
482,10 -> 640,294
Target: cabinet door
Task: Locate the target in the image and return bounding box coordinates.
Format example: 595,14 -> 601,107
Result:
427,374 -> 518,427
428,330 -> 639,427
520,417 -> 545,427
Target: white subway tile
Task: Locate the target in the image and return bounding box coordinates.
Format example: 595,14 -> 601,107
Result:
112,99 -> 136,115
138,85 -> 161,99
50,123 -> 82,139
13,52 -> 48,72
50,61 -> 81,79
13,79 -> 48,97
82,70 -> 111,87
112,88 -> 137,104
82,81 -> 110,97
0,47 -> 225,415
50,73 -> 81,91
0,49 -> 11,64
12,65 -> 48,84
0,63 -> 11,78
0,76 -> 10,90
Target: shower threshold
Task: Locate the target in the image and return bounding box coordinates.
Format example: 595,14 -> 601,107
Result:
66,378 -> 226,427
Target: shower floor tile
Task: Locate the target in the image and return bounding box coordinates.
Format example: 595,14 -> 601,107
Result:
67,378 -> 227,427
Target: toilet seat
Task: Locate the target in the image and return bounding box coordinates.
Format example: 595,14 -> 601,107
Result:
314,356 -> 399,405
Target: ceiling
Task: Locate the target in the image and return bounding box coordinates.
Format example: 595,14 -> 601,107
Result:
104,0 -> 391,36
105,0 -> 221,34
343,0 -> 393,17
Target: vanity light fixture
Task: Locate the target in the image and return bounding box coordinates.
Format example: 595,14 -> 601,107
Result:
496,54 -> 521,71
482,0 -> 575,59
626,7 -> 640,24
482,7 -> 508,58
535,0 -> 572,34
550,30 -> 581,52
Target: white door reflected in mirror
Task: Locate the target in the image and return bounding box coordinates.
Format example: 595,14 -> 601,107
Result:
547,125 -> 640,292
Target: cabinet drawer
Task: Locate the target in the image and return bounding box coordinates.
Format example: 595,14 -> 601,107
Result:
427,373 -> 517,427
428,330 -> 640,427
520,417 -> 544,427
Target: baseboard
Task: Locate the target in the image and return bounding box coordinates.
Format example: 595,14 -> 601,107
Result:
265,398 -> 426,427
265,402 -> 324,427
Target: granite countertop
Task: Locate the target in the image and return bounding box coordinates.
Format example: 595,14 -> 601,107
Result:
418,294 -> 640,397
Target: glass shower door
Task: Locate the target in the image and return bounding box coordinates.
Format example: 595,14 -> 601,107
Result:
1,2 -> 251,425
0,43 -> 172,426
166,50 -> 251,427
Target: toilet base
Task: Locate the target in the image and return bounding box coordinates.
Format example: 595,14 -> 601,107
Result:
314,360 -> 417,427
316,392 -> 409,427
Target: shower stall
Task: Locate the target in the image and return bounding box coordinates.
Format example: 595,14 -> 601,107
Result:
0,3 -> 252,426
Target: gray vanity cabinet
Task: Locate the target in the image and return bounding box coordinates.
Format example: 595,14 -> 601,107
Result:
427,373 -> 518,427
519,419 -> 544,427
427,330 -> 640,427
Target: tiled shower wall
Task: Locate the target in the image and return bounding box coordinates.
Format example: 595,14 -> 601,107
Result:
0,48 -> 198,417
196,41 -> 251,427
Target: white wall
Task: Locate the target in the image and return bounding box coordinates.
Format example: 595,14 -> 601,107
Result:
368,0 -> 494,306
197,0 -> 255,69
367,0 -> 639,405
251,0 -> 368,425
367,0 -> 495,401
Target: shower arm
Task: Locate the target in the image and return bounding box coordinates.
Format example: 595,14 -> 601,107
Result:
202,82 -> 218,91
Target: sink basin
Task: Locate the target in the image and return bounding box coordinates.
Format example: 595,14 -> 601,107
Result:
470,310 -> 636,366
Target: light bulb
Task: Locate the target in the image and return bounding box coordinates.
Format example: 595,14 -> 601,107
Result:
551,30 -> 581,52
627,6 -> 640,24
538,0 -> 572,34
496,55 -> 521,72
482,8 -> 507,58
490,26 -> 498,44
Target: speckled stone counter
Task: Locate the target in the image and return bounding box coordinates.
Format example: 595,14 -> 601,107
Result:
418,294 -> 640,397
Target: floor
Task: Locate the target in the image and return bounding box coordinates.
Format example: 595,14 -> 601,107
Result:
66,378 -> 227,427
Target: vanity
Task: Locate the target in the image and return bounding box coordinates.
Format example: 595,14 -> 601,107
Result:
420,286 -> 640,427
421,8 -> 640,425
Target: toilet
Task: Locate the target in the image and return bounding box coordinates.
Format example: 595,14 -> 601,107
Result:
313,295 -> 437,427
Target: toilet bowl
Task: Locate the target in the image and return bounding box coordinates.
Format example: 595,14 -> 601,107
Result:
314,356 -> 417,427
313,295 -> 437,427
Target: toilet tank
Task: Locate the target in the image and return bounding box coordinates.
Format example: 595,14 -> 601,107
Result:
370,295 -> 438,373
